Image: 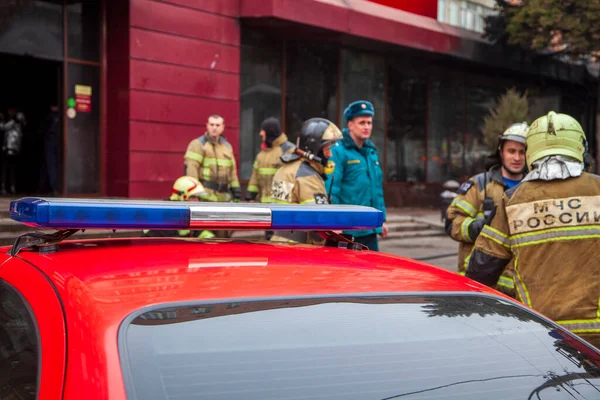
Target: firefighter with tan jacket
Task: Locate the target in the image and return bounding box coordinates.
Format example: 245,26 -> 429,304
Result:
446,122 -> 528,297
184,114 -> 241,202
246,117 -> 295,203
270,117 -> 342,243
467,111 -> 600,349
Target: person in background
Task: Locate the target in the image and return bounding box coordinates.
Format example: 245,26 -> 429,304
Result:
38,104 -> 60,196
327,100 -> 388,251
445,122 -> 528,298
467,111 -> 600,349
246,117 -> 295,240
0,107 -> 25,195
183,115 -> 240,203
143,176 -> 214,239
271,117 -> 342,244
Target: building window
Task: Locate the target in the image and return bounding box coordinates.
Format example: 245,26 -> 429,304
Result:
0,0 -> 64,60
285,42 -> 338,144
428,73 -> 466,182
438,0 -> 496,33
465,85 -> 504,177
239,30 -> 283,180
67,0 -> 101,61
387,66 -> 427,182
339,49 -> 386,152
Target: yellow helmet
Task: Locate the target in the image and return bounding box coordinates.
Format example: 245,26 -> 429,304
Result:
526,111 -> 586,168
500,122 -> 528,146
170,176 -> 207,201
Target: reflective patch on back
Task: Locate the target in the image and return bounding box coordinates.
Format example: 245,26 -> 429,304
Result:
272,180 -> 294,202
506,195 -> 600,235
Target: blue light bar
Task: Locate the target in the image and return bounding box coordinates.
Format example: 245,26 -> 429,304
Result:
9,198 -> 383,231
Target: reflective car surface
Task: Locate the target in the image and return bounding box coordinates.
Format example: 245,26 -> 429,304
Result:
2,239 -> 599,400
122,295 -> 600,400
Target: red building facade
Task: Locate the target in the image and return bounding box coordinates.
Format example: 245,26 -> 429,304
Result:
3,0 -> 594,206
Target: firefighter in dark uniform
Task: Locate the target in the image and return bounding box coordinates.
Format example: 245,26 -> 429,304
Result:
143,176 -> 214,239
446,122 -> 528,297
467,111 -> 600,349
270,117 -> 342,243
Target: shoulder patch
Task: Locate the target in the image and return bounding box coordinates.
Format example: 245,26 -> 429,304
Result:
296,162 -> 320,179
474,172 -> 487,190
280,141 -> 295,153
314,193 -> 328,204
457,180 -> 474,194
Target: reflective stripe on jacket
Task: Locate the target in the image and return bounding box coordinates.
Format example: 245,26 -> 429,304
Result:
246,133 -> 295,202
184,133 -> 240,201
466,172 -> 600,348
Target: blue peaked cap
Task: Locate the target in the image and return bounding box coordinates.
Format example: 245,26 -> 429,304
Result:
343,100 -> 375,123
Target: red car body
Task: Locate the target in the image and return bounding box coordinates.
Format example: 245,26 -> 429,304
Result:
2,237 -> 599,400
0,238 -> 501,400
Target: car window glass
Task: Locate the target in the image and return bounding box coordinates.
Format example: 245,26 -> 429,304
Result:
121,295 -> 600,400
0,280 -> 39,400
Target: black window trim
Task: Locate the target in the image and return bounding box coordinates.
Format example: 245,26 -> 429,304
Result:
0,279 -> 42,400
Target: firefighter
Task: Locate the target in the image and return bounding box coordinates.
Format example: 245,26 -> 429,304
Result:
246,117 -> 295,203
466,111 -> 600,349
246,117 -> 295,240
270,117 -> 342,243
183,115 -> 241,203
446,122 -> 528,297
143,176 -> 214,239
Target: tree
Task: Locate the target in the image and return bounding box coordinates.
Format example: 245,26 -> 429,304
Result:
486,0 -> 600,60
481,88 -> 529,153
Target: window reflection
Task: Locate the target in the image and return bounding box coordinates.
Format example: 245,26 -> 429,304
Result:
66,62 -> 100,194
123,295 -> 600,400
239,30 -> 282,179
340,49 -> 385,152
0,0 -> 63,60
465,85 -> 503,177
386,66 -> 426,182
428,74 -> 465,182
67,0 -> 101,61
285,42 -> 337,144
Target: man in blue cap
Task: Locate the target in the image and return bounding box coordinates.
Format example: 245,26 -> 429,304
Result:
327,100 -> 388,251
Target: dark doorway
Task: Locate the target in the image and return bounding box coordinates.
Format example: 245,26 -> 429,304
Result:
0,53 -> 62,195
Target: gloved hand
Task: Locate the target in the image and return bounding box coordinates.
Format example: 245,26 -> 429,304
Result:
467,205 -> 497,242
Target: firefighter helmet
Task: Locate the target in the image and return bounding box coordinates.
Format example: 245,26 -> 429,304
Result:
499,122 -> 528,146
299,118 -> 342,163
170,176 -> 207,201
526,111 -> 586,168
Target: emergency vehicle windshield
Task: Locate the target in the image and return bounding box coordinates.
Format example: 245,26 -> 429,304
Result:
119,294 -> 600,400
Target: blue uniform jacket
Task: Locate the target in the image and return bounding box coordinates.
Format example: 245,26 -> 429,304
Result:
326,128 -> 387,237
